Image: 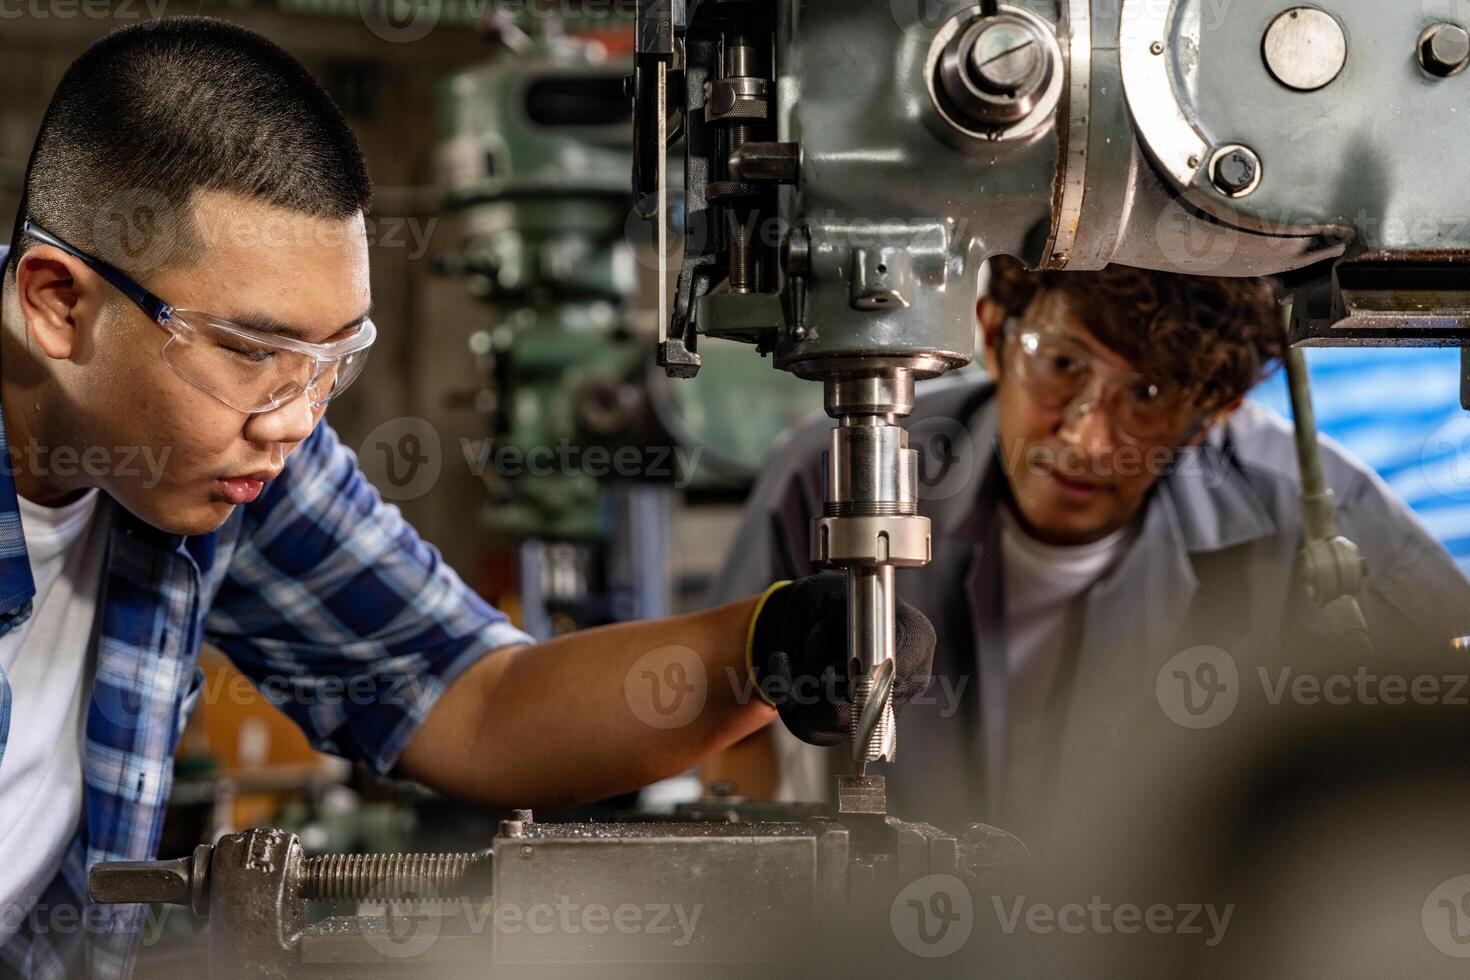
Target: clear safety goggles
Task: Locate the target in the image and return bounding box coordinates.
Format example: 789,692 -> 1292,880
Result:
22,220 -> 376,414
1006,324 -> 1197,445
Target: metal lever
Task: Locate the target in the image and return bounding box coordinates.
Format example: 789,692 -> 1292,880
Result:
89,844 -> 213,917
1282,345 -> 1374,657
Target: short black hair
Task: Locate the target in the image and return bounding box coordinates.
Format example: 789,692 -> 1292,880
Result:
8,17 -> 372,278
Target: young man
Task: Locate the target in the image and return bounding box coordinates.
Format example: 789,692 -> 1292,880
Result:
0,20 -> 934,977
714,257 -> 1470,837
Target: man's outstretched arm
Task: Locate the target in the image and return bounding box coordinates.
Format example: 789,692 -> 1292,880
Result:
397,596 -> 772,810
398,575 -> 937,810
207,424 -> 933,810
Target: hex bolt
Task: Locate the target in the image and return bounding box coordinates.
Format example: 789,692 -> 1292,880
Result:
300,851 -> 493,902
1420,23 -> 1470,78
1210,145 -> 1262,197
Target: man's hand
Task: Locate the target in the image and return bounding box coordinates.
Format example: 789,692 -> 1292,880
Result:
747,572 -> 936,746
397,574 -> 932,811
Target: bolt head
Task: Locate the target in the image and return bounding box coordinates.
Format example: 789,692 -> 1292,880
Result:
1212,146 -> 1261,196
1421,23 -> 1470,77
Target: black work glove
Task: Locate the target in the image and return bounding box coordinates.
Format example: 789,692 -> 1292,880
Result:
747,571 -> 936,746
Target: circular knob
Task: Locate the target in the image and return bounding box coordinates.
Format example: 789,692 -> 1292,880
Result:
969,21 -> 1043,92
937,13 -> 1055,129
1261,7 -> 1347,92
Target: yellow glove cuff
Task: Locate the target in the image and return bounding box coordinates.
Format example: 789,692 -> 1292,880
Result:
745,580 -> 793,707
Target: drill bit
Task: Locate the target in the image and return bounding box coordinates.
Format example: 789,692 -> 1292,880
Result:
850,657 -> 896,764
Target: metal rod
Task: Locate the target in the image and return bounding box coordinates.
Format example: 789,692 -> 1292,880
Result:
1282,345 -> 1375,656
656,60 -> 669,345
301,851 -> 492,902
1283,346 -> 1336,542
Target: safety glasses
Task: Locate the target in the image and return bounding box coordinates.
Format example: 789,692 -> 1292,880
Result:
1006,324 -> 1198,445
21,220 -> 376,414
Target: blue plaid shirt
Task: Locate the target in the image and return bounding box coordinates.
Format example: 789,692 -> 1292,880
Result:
0,249 -> 532,979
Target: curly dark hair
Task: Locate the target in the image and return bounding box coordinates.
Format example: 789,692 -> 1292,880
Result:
986,256 -> 1285,413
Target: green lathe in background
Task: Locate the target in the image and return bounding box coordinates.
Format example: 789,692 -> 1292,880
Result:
436,25 -> 818,636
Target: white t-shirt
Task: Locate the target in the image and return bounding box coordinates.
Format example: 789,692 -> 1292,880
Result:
0,489 -> 108,940
998,504 -> 1131,822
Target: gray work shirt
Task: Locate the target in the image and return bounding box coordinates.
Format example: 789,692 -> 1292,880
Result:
711,375 -> 1470,833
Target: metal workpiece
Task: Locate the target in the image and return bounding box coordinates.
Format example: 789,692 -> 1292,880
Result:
834,775 -> 888,817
